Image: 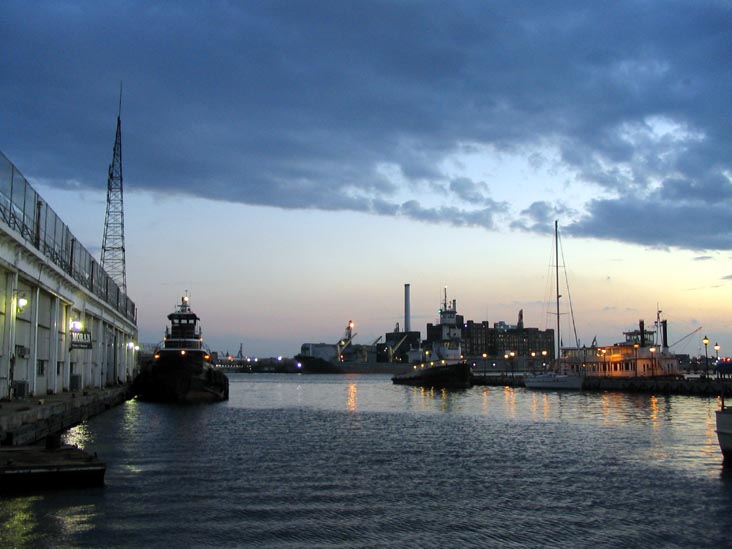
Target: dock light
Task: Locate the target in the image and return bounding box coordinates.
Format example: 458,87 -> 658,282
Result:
70,320 -> 83,332
181,350 -> 186,355
715,342 -> 721,360
17,295 -> 28,313
703,335 -> 710,377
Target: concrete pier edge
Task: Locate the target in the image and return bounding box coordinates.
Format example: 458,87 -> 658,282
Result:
0,385 -> 131,446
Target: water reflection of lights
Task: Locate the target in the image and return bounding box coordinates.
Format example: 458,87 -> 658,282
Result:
481,387 -> 490,413
0,497 -> 43,547
53,504 -> 98,536
347,383 -> 357,412
650,395 -> 659,425
64,423 -> 92,448
528,393 -> 551,420
503,386 -> 516,418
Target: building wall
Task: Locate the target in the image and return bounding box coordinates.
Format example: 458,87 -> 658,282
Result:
0,152 -> 137,400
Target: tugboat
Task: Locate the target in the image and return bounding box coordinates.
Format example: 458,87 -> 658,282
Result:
392,288 -> 473,389
133,294 -> 229,403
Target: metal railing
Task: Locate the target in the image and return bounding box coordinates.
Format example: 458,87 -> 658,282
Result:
0,151 -> 136,323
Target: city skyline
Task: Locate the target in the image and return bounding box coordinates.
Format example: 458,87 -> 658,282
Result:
2,1 -> 731,358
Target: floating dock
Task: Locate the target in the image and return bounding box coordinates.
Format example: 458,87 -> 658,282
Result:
0,440 -> 105,493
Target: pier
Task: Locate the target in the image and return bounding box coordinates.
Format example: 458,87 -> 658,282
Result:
472,373 -> 732,396
0,385 -> 130,446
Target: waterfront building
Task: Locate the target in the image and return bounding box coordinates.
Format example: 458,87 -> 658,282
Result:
561,319 -> 681,378
0,151 -> 137,400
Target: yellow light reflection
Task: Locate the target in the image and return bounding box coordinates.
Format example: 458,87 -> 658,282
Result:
650,395 -> 659,426
347,383 -> 357,412
503,386 -> 516,418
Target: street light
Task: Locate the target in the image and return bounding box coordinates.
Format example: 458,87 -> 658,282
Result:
650,346 -> 656,377
633,343 -> 639,377
703,335 -> 710,377
600,348 -> 607,376
482,352 -> 487,377
715,342 -> 720,361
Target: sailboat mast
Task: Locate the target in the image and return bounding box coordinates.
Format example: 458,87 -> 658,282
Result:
555,220 -> 561,362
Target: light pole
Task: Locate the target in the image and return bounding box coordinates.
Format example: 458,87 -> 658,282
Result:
650,346 -> 656,377
482,352 -> 487,377
715,342 -> 721,378
541,350 -> 547,371
633,343 -> 639,377
703,336 -> 709,378
600,348 -> 607,376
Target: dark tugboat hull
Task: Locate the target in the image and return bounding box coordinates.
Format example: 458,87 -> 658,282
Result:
133,354 -> 229,403
392,362 -> 472,389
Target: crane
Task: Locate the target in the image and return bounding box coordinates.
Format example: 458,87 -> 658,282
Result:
337,320 -> 357,361
387,334 -> 409,361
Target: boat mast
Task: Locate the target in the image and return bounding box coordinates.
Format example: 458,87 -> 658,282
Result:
555,220 -> 561,362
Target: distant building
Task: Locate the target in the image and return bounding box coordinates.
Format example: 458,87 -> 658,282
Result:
460,318 -> 555,363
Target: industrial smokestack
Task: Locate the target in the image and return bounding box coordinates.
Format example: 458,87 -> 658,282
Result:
404,283 -> 411,333
662,320 -> 668,349
640,320 -> 645,347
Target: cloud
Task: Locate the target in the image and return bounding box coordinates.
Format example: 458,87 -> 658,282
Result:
3,1 -> 732,250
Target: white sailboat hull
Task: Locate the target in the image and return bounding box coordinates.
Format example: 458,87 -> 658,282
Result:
716,407 -> 732,461
524,373 -> 583,390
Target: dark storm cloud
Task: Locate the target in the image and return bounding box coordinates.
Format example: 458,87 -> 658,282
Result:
3,1 -> 732,249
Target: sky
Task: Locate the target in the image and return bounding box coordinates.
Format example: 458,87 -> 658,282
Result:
2,1 -> 732,359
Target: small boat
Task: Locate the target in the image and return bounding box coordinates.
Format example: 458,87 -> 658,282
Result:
525,220 -> 583,391
132,294 -> 229,403
392,361 -> 472,389
524,372 -> 583,390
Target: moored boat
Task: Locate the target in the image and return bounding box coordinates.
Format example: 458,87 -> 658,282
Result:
525,220 -> 583,391
132,295 -> 229,403
392,288 -> 473,389
524,372 -> 583,390
392,362 -> 472,389
716,393 -> 732,463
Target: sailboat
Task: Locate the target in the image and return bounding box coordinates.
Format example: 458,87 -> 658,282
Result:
524,221 -> 584,390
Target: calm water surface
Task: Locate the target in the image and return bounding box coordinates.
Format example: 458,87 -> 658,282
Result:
2,373 -> 732,548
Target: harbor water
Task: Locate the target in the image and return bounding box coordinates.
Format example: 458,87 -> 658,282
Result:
3,373 -> 732,547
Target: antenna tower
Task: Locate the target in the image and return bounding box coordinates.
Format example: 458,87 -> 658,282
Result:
101,87 -> 127,293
